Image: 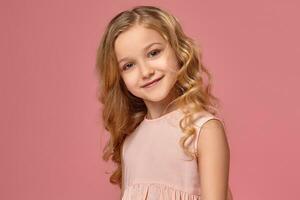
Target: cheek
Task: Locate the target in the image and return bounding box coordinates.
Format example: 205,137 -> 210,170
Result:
160,61 -> 179,76
122,73 -> 139,89
152,53 -> 179,72
151,57 -> 168,67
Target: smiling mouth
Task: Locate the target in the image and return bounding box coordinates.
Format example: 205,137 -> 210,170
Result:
141,76 -> 164,88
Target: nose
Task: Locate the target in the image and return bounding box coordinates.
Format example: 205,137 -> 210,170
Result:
139,61 -> 155,78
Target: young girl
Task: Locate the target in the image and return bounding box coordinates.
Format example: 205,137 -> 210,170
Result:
96,5 -> 233,200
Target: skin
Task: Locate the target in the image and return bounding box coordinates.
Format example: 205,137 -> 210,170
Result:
115,24 -> 233,199
197,118 -> 233,200
114,24 -> 180,119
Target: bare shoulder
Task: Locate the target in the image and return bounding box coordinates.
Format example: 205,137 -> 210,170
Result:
197,118 -> 231,199
197,118 -> 229,157
202,118 -> 225,134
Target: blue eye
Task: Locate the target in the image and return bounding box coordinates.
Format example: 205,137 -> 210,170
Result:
122,63 -> 134,71
121,49 -> 161,71
148,49 -> 161,57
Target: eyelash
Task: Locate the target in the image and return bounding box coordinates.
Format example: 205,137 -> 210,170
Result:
122,49 -> 162,71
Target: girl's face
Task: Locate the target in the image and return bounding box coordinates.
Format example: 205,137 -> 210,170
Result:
114,24 -> 180,106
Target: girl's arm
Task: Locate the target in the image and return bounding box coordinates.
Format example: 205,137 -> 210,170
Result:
197,119 -> 231,200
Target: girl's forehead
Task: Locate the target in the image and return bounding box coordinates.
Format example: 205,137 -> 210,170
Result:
114,25 -> 166,51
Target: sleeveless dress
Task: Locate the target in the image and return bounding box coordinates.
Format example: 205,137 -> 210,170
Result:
121,108 -> 231,200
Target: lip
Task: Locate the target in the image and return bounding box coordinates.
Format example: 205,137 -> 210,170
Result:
141,76 -> 164,88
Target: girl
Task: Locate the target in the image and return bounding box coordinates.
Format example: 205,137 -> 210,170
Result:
96,5 -> 233,200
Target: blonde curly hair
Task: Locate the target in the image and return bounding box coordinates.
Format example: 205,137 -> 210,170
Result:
95,5 -> 223,189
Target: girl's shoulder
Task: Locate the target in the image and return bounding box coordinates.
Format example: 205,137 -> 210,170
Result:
192,111 -> 227,157
192,110 -> 225,130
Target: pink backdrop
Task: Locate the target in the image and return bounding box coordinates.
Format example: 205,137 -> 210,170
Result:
1,0 -> 299,199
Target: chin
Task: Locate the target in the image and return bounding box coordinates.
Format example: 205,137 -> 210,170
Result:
143,89 -> 174,103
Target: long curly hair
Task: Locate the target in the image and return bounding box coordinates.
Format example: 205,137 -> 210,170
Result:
95,5 -> 223,189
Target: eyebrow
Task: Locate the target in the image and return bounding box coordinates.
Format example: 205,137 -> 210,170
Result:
118,42 -> 162,64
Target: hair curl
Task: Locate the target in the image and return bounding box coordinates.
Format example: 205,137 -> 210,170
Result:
95,5 -> 223,189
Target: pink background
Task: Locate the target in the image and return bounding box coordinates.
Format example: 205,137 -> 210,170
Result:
1,0 -> 299,199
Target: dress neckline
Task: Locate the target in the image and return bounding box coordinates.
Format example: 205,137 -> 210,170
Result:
143,108 -> 182,122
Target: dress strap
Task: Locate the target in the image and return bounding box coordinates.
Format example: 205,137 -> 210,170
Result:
194,115 -> 225,156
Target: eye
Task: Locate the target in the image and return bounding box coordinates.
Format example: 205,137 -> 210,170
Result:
122,63 -> 134,71
121,49 -> 161,71
148,49 -> 161,58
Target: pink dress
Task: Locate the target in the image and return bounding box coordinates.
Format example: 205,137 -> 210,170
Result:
121,108 -> 230,200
